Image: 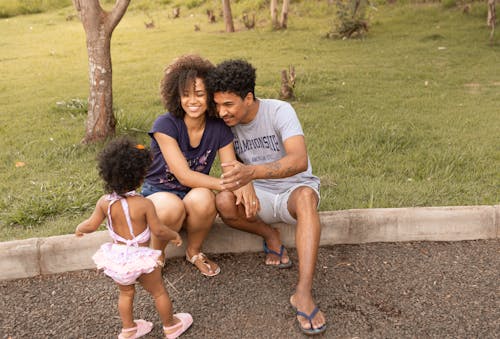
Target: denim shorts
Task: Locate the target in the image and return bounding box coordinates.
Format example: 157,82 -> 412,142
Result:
141,182 -> 188,200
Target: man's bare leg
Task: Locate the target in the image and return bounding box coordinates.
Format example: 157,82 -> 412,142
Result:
288,186 -> 326,331
216,191 -> 290,266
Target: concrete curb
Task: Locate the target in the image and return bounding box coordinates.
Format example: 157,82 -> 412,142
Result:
1,205 -> 498,281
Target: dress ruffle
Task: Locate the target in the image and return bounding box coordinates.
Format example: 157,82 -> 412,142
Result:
92,243 -> 162,285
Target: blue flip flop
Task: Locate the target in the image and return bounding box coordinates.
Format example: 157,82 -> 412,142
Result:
296,307 -> 327,336
263,240 -> 293,269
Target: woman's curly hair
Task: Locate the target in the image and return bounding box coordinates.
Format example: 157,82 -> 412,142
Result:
160,54 -> 217,118
205,59 -> 256,100
97,137 -> 152,195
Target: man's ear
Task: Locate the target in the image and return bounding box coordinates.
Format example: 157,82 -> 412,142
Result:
244,92 -> 254,105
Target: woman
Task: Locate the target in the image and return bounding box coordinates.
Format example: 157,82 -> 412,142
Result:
142,54 -> 258,277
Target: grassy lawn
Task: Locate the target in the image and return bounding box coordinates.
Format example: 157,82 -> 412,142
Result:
0,1 -> 499,241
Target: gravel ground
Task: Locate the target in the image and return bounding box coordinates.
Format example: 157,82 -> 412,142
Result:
1,239 -> 499,339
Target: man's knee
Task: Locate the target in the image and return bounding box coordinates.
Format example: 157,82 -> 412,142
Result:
295,187 -> 319,205
215,191 -> 237,217
289,186 -> 319,218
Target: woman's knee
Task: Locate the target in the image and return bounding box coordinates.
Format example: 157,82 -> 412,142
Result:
184,188 -> 216,216
147,192 -> 186,226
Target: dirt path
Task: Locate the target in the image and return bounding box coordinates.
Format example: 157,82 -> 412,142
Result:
1,239 -> 498,338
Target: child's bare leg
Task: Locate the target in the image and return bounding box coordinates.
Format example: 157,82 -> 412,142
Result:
138,268 -> 178,328
117,284 -> 136,329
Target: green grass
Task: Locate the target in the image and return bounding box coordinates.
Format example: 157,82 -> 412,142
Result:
0,1 -> 499,241
0,0 -> 71,18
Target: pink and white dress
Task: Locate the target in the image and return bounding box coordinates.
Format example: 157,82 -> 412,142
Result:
92,191 -> 162,285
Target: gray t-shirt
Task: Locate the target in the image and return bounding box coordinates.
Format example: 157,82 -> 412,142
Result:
231,98 -> 320,194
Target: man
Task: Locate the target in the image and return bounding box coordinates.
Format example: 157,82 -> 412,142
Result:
206,59 -> 327,335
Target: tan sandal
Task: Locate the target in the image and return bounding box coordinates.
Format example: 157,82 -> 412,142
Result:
185,252 -> 220,277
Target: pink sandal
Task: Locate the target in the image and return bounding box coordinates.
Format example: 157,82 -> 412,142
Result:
163,313 -> 193,339
118,319 -> 153,339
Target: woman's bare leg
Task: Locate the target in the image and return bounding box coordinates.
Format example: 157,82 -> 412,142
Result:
147,192 -> 186,261
183,188 -> 219,275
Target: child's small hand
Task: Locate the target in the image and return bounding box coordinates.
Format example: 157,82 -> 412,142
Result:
75,228 -> 84,237
170,231 -> 182,247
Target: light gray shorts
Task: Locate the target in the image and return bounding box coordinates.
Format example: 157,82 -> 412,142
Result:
255,183 -> 320,225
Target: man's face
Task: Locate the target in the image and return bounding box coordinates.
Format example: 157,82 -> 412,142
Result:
213,91 -> 251,126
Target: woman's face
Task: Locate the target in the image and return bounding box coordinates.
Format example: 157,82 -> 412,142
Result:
181,77 -> 208,120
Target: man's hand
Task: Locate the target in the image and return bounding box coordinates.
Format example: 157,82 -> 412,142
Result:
220,160 -> 254,190
234,183 -> 260,218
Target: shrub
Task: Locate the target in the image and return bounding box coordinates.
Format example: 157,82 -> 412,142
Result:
327,0 -> 372,39
442,0 -> 457,9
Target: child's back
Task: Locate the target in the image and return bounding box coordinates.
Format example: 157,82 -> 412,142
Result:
105,192 -> 151,245
93,191 -> 162,285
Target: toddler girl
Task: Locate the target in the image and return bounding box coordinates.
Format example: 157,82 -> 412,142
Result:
75,137 -> 192,339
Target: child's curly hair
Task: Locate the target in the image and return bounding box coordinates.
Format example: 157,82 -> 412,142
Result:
97,137 -> 152,195
160,54 -> 217,118
206,59 -> 256,100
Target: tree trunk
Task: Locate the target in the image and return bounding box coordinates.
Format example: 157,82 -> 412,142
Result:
72,0 -> 130,143
243,13 -> 255,29
172,7 -> 180,19
487,0 -> 496,44
207,10 -> 216,23
279,69 -> 294,100
280,0 -> 290,29
222,0 -> 235,33
270,0 -> 278,29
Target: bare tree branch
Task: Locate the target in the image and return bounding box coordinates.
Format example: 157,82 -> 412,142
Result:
107,0 -> 131,33
72,0 -> 81,13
